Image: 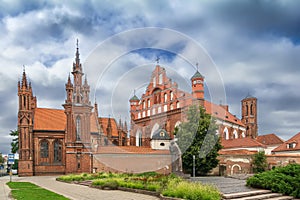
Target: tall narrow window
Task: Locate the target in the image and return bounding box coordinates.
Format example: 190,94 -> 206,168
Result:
250,104 -> 253,115
54,140 -> 62,163
159,73 -> 163,84
40,140 -> 49,158
245,104 -> 248,116
147,99 -> 150,107
164,93 -> 167,102
153,77 -> 156,87
76,116 -> 81,141
170,91 -> 174,100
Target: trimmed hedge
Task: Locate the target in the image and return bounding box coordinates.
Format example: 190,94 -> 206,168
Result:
246,164 -> 300,198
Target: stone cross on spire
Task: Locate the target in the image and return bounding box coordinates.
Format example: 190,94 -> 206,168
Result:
155,56 -> 160,64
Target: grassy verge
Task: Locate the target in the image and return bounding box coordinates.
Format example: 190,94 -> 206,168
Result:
58,172 -> 221,200
7,182 -> 69,200
247,164 -> 300,198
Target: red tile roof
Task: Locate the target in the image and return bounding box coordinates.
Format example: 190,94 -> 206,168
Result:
98,117 -> 119,137
272,132 -> 300,152
204,101 -> 244,127
33,108 -> 66,131
219,149 -> 256,155
256,133 -> 284,145
97,146 -> 170,154
222,137 -> 266,149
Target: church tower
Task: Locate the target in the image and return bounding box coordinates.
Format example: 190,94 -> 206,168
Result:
241,95 -> 258,138
18,69 -> 36,176
191,65 -> 205,107
63,40 -> 93,173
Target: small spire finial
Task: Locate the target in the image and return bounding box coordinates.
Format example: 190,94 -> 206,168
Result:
133,89 -> 136,96
76,39 -> 79,49
23,65 -> 25,72
196,63 -> 199,71
155,56 -> 160,64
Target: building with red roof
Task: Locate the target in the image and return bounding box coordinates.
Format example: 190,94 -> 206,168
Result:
129,64 -> 258,150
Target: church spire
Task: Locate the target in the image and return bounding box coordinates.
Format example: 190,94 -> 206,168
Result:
73,39 -> 82,72
21,66 -> 28,89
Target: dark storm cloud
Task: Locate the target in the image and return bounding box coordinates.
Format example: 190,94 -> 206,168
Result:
209,0 -> 300,42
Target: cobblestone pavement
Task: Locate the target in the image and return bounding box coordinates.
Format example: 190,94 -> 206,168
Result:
3,175 -> 159,200
191,176 -> 257,194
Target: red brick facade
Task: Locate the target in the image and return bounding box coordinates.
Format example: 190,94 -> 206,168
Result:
129,64 -> 257,149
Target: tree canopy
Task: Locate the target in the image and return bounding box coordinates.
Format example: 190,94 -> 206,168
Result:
10,130 -> 19,154
252,151 -> 268,173
175,105 -> 222,175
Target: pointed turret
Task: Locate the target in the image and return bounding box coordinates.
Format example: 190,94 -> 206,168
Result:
21,69 -> 28,89
94,100 -> 99,117
191,64 -> 205,106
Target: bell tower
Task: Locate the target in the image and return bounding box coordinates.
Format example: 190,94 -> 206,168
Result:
241,95 -> 258,138
18,68 -> 36,176
63,40 -> 93,174
191,64 -> 205,107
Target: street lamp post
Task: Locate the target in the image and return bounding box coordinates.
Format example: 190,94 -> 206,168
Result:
193,155 -> 195,177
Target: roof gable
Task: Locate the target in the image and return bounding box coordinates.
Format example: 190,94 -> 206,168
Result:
256,133 -> 284,145
33,108 -> 66,131
272,132 -> 300,152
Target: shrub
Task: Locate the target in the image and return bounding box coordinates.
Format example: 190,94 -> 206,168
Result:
247,164 -> 300,198
162,181 -> 220,200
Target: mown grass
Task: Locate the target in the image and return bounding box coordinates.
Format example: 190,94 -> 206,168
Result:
58,172 -> 221,200
7,182 -> 69,200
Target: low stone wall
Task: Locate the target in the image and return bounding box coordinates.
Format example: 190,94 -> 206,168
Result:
93,153 -> 172,174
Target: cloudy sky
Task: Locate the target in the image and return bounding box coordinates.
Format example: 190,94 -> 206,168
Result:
1,0 -> 300,154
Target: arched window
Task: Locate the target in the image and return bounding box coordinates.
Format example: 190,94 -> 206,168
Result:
158,106 -> 161,113
170,104 -> 174,110
76,116 -> 81,141
164,104 -> 168,112
143,101 -> 146,109
245,104 -> 248,116
54,140 -> 62,163
250,104 -> 253,115
233,130 -> 238,139
164,93 -> 167,102
40,140 -> 49,158
176,101 -> 180,108
223,127 -> 229,140
170,91 -> 174,100
147,99 -> 150,107
159,74 -> 163,84
153,77 -> 156,87
152,108 -> 156,115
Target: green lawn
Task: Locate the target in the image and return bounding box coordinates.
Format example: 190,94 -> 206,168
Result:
7,182 -> 69,200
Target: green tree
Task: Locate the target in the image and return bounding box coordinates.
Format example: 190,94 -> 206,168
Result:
10,130 -> 19,154
175,105 -> 222,175
252,151 -> 268,173
0,152 -> 4,164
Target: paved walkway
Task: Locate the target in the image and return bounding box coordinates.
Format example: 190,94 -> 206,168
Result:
1,175 -> 159,200
0,176 -> 12,200
191,176 -> 256,194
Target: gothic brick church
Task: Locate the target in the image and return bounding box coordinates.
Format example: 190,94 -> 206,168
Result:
129,63 -> 258,149
17,42 -> 129,176
17,41 -> 259,176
